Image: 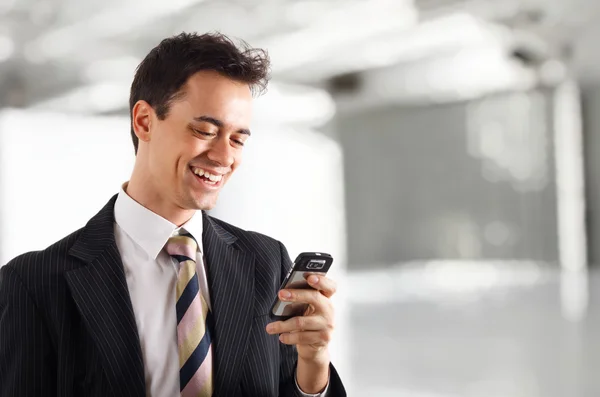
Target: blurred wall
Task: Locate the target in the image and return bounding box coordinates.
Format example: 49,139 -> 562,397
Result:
335,91 -> 560,270
0,109 -> 134,265
582,85 -> 600,266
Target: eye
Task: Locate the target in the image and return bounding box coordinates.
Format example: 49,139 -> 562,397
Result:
232,138 -> 245,147
193,129 -> 216,138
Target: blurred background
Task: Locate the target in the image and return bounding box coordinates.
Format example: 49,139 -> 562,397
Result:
2,0 -> 600,395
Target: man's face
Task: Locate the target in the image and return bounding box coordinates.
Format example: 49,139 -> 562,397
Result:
144,70 -> 253,211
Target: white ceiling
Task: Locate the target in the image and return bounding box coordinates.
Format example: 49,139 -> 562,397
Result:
0,0 -> 599,111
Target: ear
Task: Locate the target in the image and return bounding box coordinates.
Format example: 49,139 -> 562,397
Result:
132,100 -> 153,143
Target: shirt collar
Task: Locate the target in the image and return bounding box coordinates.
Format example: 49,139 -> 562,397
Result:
114,182 -> 204,260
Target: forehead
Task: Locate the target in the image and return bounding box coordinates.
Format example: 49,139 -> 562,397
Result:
172,70 -> 253,118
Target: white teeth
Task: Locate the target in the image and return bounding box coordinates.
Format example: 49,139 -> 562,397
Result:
192,167 -> 223,182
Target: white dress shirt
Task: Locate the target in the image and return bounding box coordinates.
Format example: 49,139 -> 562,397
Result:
113,185 -> 327,397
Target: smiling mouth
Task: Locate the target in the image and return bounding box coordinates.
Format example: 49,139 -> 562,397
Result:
190,166 -> 224,187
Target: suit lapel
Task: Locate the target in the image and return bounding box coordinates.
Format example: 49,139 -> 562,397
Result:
65,195 -> 145,397
202,212 -> 255,397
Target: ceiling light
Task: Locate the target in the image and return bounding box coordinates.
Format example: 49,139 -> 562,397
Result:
30,82 -> 130,114
249,82 -> 336,127
83,57 -> 142,83
27,0 -> 207,61
262,0 -> 417,73
293,12 -> 513,82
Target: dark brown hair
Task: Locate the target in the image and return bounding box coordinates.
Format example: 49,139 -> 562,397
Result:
129,32 -> 270,154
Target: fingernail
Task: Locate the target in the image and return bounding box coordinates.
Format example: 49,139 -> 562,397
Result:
280,290 -> 292,299
308,276 -> 319,284
266,323 -> 275,333
279,334 -> 286,343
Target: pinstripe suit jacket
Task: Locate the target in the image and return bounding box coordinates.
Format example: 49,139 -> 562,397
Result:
0,195 -> 346,397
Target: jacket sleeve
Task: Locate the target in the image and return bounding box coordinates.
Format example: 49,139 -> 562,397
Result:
0,264 -> 56,397
276,242 -> 347,397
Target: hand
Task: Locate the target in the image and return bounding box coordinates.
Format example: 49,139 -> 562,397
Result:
266,275 -> 337,363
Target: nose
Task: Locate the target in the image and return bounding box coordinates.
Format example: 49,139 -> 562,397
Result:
206,136 -> 235,168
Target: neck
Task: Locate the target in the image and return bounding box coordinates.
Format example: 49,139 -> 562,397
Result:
126,172 -> 195,227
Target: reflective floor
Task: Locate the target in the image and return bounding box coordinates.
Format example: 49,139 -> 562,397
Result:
346,263 -> 599,397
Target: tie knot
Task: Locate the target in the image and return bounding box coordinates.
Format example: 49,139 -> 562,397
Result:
164,232 -> 198,262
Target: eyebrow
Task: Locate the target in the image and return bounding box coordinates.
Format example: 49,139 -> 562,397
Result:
193,115 -> 251,136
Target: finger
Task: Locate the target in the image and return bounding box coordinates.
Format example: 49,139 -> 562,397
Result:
278,330 -> 332,346
278,289 -> 333,319
278,288 -> 328,309
266,315 -> 328,335
306,275 -> 337,298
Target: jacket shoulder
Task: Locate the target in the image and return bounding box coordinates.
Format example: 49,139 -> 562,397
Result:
206,215 -> 282,253
3,227 -> 85,279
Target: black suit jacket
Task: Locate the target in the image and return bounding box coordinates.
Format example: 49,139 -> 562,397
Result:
0,195 -> 346,397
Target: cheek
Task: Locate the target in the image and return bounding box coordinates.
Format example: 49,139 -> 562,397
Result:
151,129 -> 175,159
155,142 -> 178,169
152,143 -> 186,181
233,150 -> 243,169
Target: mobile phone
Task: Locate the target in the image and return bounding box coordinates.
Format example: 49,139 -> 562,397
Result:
271,252 -> 333,318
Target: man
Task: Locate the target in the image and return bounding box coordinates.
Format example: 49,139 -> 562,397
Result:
0,32 -> 346,397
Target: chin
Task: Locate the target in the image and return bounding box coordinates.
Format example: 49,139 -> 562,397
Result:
197,202 -> 216,211
194,196 -> 218,211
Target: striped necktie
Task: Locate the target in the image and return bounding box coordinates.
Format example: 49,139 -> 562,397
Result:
165,232 -> 213,397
